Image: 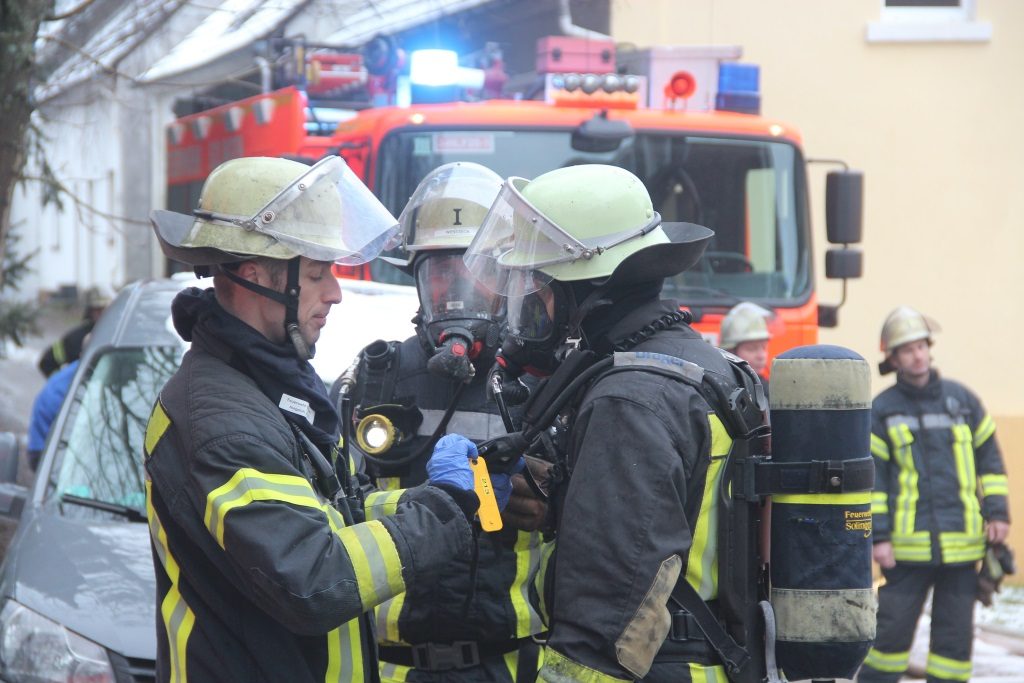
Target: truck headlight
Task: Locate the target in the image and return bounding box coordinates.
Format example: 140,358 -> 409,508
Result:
0,600 -> 114,683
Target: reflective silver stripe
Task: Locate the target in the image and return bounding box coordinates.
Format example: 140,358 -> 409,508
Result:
886,413 -> 966,431
613,351 -> 705,384
886,415 -> 919,431
921,413 -> 963,429
418,410 -> 507,440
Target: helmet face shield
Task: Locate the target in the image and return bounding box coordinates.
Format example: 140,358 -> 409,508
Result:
396,162 -> 503,257
192,156 -> 399,265
415,253 -> 505,327
463,177 -> 661,297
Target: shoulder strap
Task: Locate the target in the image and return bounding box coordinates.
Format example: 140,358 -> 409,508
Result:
670,580 -> 752,679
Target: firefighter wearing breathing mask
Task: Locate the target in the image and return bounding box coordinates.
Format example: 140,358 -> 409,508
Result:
339,162 -> 547,683
464,164 -> 772,682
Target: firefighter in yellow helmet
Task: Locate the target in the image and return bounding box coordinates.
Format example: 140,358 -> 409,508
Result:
719,301 -> 772,394
145,156 -> 499,682
859,306 -> 1010,683
465,165 -> 769,682
338,162 -> 543,682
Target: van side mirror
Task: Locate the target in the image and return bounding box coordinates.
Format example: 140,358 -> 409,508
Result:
826,170 -> 864,244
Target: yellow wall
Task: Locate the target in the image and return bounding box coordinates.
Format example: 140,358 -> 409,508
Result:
613,0 -> 1024,570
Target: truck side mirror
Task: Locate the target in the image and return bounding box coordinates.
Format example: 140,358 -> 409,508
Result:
825,248 -> 863,280
826,170 -> 863,244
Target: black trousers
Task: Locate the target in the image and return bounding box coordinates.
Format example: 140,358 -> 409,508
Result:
858,563 -> 977,682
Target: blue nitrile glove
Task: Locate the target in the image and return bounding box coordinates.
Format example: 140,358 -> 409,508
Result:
491,457 -> 525,512
427,434 -> 477,491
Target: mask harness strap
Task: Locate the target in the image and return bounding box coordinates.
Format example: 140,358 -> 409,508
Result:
222,258 -> 311,361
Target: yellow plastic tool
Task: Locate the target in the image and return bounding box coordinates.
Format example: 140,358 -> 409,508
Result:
470,457 -> 503,532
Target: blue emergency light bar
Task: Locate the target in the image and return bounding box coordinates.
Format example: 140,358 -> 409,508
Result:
716,63 -> 761,115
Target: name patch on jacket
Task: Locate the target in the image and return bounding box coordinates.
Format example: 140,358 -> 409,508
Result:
279,393 -> 315,424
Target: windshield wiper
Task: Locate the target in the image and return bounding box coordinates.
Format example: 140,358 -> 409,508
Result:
60,493 -> 147,523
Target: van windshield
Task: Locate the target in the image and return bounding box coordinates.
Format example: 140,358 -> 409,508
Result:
375,129 -> 811,307
48,347 -> 182,521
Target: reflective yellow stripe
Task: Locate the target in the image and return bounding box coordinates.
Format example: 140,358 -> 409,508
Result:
325,616 -> 362,683
974,414 -> 996,449
871,491 -> 889,516
335,520 -> 405,610
504,648 -> 519,680
364,489 -> 403,521
981,473 -> 1009,497
685,413 -> 731,600
204,468 -> 321,547
870,433 -> 890,461
510,531 -> 545,637
538,648 -> 629,682
688,662 -> 729,682
376,592 -> 407,644
52,340 -> 66,364
951,424 -> 982,538
926,652 -> 972,681
863,647 -> 910,673
889,423 -> 919,538
535,540 -> 555,627
326,624 -> 343,682
379,661 -> 412,682
893,543 -> 932,562
344,617 -> 362,682
146,480 -> 195,683
773,491 -> 871,506
939,531 -> 986,563
145,401 -> 171,456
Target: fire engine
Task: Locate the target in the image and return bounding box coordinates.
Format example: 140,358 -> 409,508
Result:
165,36 -> 864,356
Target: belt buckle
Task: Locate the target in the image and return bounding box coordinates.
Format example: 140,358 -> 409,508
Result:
670,609 -> 701,641
411,641 -> 480,671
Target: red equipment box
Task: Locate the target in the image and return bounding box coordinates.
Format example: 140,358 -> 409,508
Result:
536,36 -> 615,74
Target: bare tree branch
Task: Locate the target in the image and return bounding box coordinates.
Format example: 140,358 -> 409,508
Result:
40,33 -> 138,83
43,0 -> 99,22
19,174 -> 149,228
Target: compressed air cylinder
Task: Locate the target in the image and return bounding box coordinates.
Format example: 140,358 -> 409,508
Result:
769,345 -> 875,681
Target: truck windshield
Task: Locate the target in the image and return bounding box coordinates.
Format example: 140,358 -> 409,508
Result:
47,347 -> 182,521
376,130 -> 810,307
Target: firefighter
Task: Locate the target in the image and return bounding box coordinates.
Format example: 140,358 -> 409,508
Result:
145,155 -> 509,683
858,306 -> 1010,683
37,285 -> 110,377
340,162 -> 547,683
719,301 -> 772,392
464,164 -> 755,682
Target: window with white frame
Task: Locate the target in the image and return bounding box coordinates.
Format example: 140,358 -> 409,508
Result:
867,0 -> 992,43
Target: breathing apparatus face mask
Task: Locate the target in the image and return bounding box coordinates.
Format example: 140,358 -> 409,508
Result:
498,279 -> 576,377
414,253 -> 505,381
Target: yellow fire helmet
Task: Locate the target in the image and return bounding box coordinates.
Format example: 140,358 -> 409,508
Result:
150,155 -> 399,267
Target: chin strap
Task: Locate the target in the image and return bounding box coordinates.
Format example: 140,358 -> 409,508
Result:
222,258 -> 311,361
